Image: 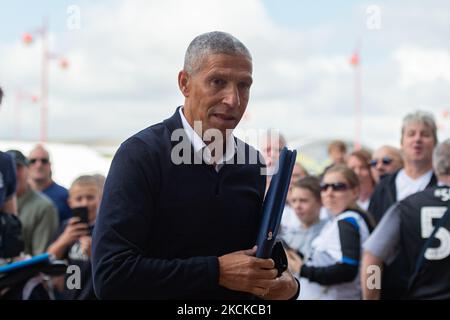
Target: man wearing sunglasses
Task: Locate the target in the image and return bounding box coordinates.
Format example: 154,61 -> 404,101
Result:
370,146 -> 404,184
28,145 -> 72,225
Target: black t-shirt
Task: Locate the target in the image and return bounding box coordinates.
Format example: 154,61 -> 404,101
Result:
54,220 -> 96,300
398,186 -> 450,299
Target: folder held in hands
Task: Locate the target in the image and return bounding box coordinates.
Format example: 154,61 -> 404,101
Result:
256,147 -> 297,258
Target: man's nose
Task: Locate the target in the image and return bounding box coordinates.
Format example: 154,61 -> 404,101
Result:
413,133 -> 423,142
223,85 -> 240,108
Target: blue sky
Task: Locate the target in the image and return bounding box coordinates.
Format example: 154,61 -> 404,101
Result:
1,0 -> 449,146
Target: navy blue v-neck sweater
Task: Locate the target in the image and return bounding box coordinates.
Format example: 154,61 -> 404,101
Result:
92,107 -> 266,299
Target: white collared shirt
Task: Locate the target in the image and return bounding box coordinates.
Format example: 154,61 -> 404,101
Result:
395,169 -> 433,201
179,107 -> 237,172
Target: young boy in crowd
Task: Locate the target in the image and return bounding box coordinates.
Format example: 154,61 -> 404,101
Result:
47,175 -> 100,300
282,176 -> 327,261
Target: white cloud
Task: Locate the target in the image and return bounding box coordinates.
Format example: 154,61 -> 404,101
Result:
393,46 -> 450,87
1,0 -> 449,151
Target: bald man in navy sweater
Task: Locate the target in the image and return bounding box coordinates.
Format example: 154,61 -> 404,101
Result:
92,31 -> 299,300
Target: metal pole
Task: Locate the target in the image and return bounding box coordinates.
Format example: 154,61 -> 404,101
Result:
354,39 -> 362,151
41,17 -> 49,142
354,58 -> 361,150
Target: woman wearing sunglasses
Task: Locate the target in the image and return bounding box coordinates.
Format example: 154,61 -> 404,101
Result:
288,164 -> 374,299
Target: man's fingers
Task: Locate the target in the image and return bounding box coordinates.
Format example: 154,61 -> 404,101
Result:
70,230 -> 89,239
69,223 -> 89,232
243,246 -> 257,256
253,286 -> 270,297
241,247 -> 274,269
252,278 -> 282,297
253,257 -> 275,269
253,278 -> 278,289
68,217 -> 81,225
250,267 -> 278,280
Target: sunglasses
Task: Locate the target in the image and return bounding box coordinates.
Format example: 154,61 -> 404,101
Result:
369,156 -> 393,167
320,182 -> 350,192
29,158 -> 49,165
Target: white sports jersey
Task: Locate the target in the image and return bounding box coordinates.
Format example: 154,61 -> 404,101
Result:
299,210 -> 371,300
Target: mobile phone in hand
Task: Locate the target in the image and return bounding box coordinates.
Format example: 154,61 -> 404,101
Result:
72,206 -> 89,224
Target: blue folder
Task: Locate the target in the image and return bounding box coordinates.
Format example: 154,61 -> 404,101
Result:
0,253 -> 52,273
256,147 -> 297,258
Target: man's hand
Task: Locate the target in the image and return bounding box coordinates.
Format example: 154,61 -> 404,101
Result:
262,269 -> 299,300
218,246 -> 299,299
48,217 -> 89,259
59,217 -> 89,247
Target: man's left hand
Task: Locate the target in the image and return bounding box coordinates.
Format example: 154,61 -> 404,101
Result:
260,270 -> 299,300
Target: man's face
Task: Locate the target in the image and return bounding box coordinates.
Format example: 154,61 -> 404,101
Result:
68,184 -> 100,223
401,121 -> 436,166
179,53 -> 253,137
370,147 -> 403,182
28,148 -> 51,182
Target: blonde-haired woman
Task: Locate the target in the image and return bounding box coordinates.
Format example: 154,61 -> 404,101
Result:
287,164 -> 374,299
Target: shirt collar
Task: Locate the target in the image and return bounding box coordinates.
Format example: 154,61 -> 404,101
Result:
179,107 -> 237,165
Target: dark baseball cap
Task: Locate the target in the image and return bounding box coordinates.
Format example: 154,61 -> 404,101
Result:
6,149 -> 29,167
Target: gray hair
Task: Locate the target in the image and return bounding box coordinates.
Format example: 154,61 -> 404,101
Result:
401,110 -> 438,144
183,31 -> 252,75
433,139 -> 450,176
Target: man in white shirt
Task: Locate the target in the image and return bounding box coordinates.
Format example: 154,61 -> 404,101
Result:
363,110 -> 438,299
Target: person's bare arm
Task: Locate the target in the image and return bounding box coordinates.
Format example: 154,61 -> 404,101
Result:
361,251 -> 383,300
361,204 -> 402,300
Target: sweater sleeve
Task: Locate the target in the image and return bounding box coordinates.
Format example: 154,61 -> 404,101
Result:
92,137 -> 220,299
300,218 -> 360,285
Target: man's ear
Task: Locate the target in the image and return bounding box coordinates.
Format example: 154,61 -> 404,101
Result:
178,70 -> 190,97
